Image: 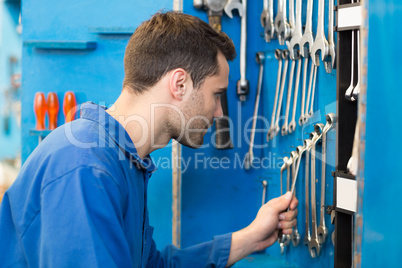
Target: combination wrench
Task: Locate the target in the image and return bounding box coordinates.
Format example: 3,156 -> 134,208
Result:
267,49 -> 282,141
274,0 -> 290,46
288,0 -> 303,60
303,63 -> 317,123
281,52 -> 296,136
290,149 -> 301,247
245,52 -> 265,170
236,0 -> 249,101
307,65 -> 318,118
272,50 -> 289,139
316,113 -> 336,244
279,157 -> 289,253
310,0 -> 329,67
288,54 -> 302,133
260,0 -> 275,42
324,0 -> 336,73
308,128 -> 322,258
303,139 -> 313,246
352,29 -> 361,100
281,155 -> 295,247
298,57 -> 309,126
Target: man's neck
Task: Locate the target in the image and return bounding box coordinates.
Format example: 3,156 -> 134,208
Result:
106,88 -> 172,159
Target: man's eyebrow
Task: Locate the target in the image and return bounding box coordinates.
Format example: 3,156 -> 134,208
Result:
217,87 -> 227,92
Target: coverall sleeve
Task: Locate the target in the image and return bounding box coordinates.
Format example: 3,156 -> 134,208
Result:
146,233 -> 232,268
39,166 -> 131,268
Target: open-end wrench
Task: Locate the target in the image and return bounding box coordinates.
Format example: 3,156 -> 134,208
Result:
324,0 -> 336,73
224,0 -> 244,18
261,0 -> 275,42
288,0 -> 303,60
310,0 -> 329,67
267,49 -> 282,141
352,30 -> 361,100
309,129 -> 322,258
245,52 -> 265,170
281,52 -> 296,136
289,54 -> 302,133
237,0 -> 249,102
308,65 -> 318,118
271,50 -> 289,139
303,139 -> 313,246
299,0 -> 315,58
303,63 -> 316,123
282,154 -> 295,247
287,0 -> 295,37
298,57 -> 309,126
262,180 -> 268,205
316,113 -> 336,244
274,0 -> 290,46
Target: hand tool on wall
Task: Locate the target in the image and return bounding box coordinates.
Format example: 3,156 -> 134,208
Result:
235,0 -> 249,102
260,0 -> 275,42
63,91 -> 77,123
274,0 -> 290,45
47,93 -> 59,130
307,65 -> 318,118
267,49 -> 282,141
34,92 -> 47,143
324,0 -> 336,73
345,0 -> 359,102
245,52 -> 265,170
271,50 -> 289,139
288,54 -> 302,133
308,128 -> 322,258
281,52 -> 296,136
315,113 -> 336,244
310,0 -> 329,67
303,63 -> 316,124
194,0 -> 235,149
352,29 -> 361,100
299,0 -> 314,125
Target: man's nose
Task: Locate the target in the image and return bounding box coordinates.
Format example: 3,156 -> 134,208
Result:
213,98 -> 223,118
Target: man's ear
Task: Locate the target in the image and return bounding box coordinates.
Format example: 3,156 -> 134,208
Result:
170,68 -> 188,101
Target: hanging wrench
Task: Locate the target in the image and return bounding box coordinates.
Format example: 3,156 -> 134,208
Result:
352,30 -> 361,100
281,52 -> 296,136
289,54 -> 302,133
274,0 -> 290,46
307,65 -> 318,118
303,63 -> 316,123
288,0 -> 303,60
245,52 -> 265,170
237,0 -> 249,101
316,113 -> 336,244
298,57 -> 309,126
224,0 -> 244,18
345,0 -> 357,103
271,50 -> 289,139
308,129 -> 322,258
260,0 -> 275,42
303,139 -> 313,246
324,0 -> 336,73
299,0 -> 315,58
262,180 -> 268,205
310,0 -> 329,67
267,49 -> 283,141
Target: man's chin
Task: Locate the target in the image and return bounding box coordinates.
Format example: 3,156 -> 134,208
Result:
176,136 -> 205,149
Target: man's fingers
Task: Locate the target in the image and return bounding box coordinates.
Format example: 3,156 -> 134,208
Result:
290,197 -> 299,210
277,218 -> 297,230
279,208 -> 298,221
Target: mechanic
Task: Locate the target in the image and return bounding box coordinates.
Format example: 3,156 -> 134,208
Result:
0,11 -> 298,267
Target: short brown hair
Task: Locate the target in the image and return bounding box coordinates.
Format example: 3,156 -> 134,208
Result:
123,11 -> 236,93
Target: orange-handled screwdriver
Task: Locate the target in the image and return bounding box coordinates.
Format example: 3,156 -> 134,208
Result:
63,91 -> 77,123
34,92 -> 47,130
47,92 -> 59,130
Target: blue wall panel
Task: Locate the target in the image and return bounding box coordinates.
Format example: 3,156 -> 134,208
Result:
361,0 -> 402,266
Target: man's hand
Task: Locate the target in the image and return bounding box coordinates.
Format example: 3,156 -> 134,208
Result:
226,192 -> 298,267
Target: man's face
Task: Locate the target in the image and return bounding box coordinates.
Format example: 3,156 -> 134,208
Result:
179,52 -> 230,148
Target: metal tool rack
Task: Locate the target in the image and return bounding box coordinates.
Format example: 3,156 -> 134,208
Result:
19,0 -> 402,267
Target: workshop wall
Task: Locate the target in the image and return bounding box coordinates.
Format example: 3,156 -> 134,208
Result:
0,0 -> 21,161
20,0 -> 173,250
